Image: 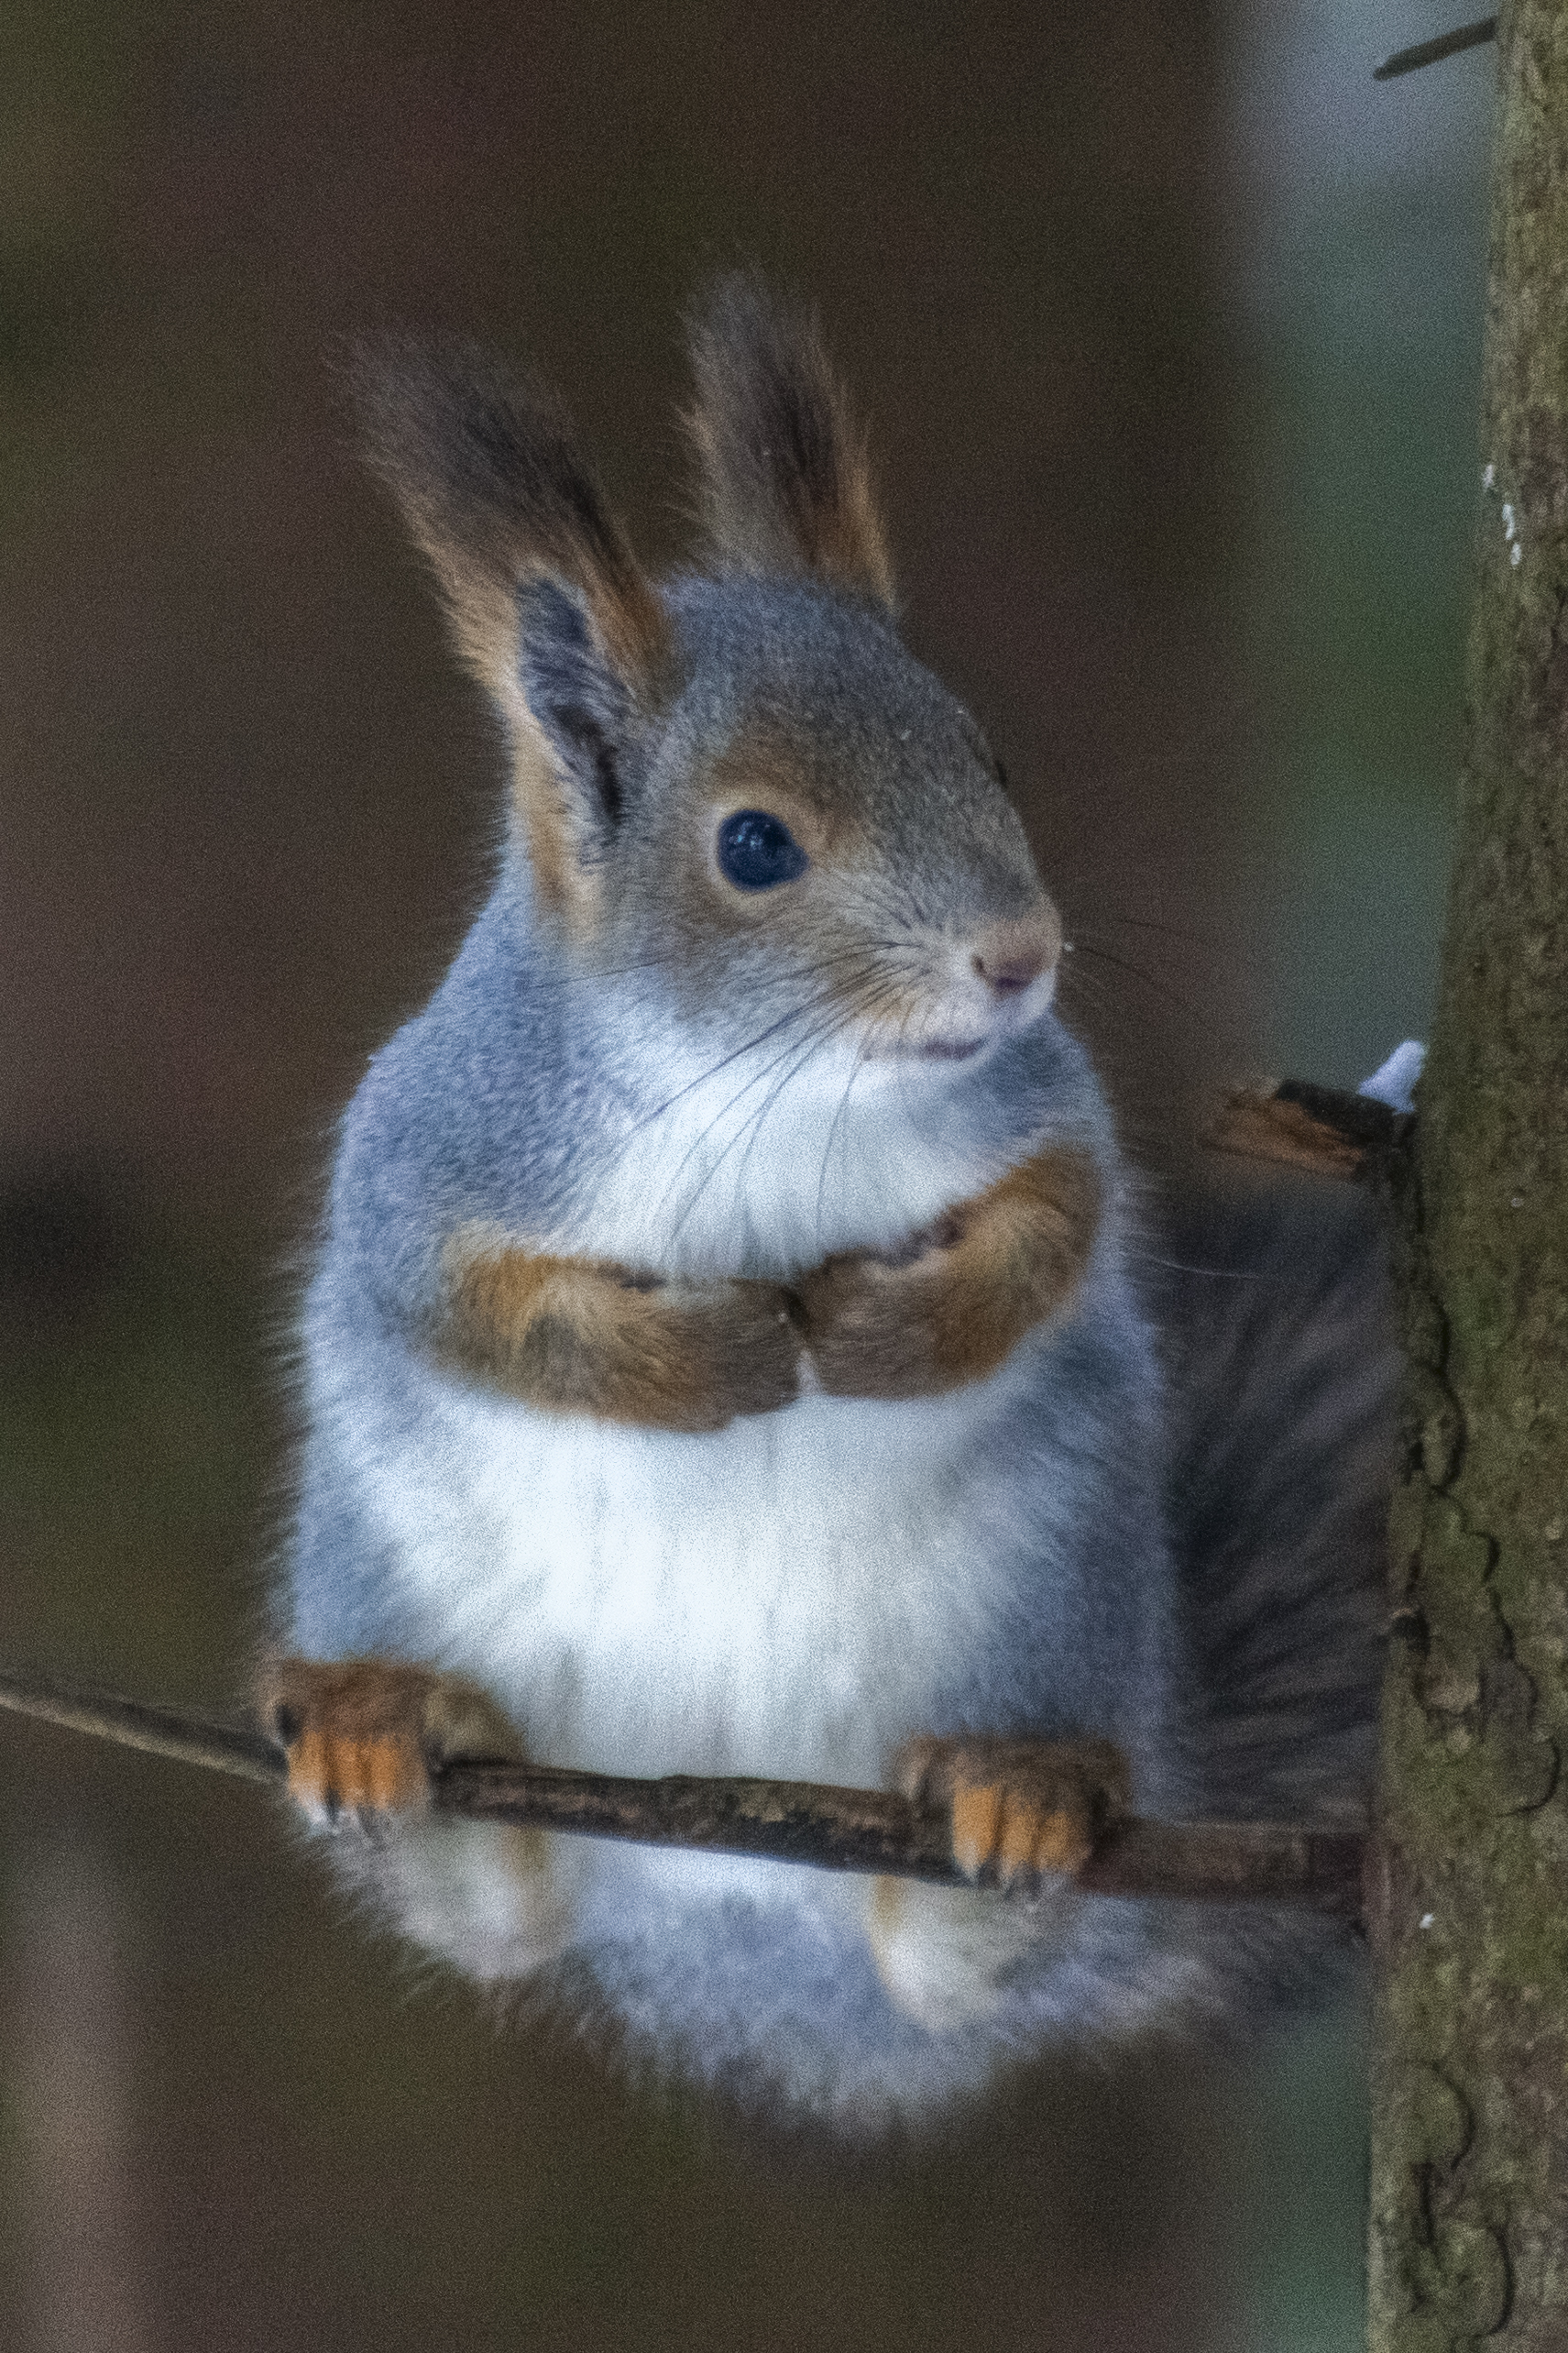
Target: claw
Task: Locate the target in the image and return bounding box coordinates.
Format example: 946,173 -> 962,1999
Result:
951,1780 -> 1003,1879
259,1655 -> 525,1831
898,1733 -> 1129,1891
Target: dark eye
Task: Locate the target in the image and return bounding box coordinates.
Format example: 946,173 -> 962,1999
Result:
716,809 -> 809,892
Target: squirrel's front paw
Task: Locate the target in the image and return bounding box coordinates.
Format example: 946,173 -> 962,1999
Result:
896,1734 -> 1130,1889
657,1277 -> 803,1426
796,1144 -> 1102,1399
794,1221 -> 963,1398
260,1658 -> 523,1831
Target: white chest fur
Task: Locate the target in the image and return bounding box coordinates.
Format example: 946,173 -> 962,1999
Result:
558,1007 -> 1006,1280
325,999 -> 1072,1798
357,1352 -> 1039,1792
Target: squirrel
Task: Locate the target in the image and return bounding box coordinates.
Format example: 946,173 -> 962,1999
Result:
263,277 -> 1397,2130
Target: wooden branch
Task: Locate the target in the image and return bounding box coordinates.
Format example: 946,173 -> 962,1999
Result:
0,1665 -> 1365,1916
1204,1078 -> 1413,1181
1374,16 -> 1497,82
0,1666 -> 282,1784
1,1064 -> 1389,1926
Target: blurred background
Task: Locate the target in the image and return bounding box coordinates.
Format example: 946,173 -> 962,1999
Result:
0,3 -> 1490,2347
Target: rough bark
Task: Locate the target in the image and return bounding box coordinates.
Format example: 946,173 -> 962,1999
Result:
1367,6 -> 1568,2346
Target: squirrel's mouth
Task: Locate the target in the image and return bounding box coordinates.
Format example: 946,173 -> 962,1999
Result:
850,958 -> 1055,1067
909,1036 -> 986,1062
849,935 -> 1058,1070
859,1031 -> 988,1065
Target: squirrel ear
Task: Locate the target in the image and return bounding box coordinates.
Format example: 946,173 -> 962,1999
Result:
685,275 -> 895,610
355,336 -> 674,922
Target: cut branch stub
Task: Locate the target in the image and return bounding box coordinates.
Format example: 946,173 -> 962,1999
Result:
1374,16 -> 1497,83
1205,1079 -> 1413,1181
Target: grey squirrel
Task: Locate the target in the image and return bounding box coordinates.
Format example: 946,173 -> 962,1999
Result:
265,277 -> 1396,2130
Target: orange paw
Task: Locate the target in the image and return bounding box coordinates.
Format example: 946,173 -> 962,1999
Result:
260,1657 -> 523,1831
897,1734 -> 1130,1891
283,1722 -> 430,1820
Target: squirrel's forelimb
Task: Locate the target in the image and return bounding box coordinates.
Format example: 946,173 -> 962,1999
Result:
437,1141 -> 1103,1427
438,1235 -> 802,1431
798,1143 -> 1102,1398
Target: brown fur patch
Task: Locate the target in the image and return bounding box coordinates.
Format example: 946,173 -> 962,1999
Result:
439,1229 -> 804,1432
685,275 -> 895,607
704,731 -> 871,869
950,1781 -> 1005,1878
518,767 -> 576,922
869,1874 -> 908,1945
797,1143 -> 1102,1399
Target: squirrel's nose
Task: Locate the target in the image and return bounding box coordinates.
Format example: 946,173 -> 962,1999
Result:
970,906 -> 1061,999
973,949 -> 1045,996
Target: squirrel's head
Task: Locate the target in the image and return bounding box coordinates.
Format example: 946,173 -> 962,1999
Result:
358,279 -> 1060,1081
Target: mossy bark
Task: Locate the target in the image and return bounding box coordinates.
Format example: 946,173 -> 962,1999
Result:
1367,5 -> 1568,2348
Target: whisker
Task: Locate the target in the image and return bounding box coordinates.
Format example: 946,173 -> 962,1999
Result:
662,1008 -> 861,1249
665,963 -> 908,1253
641,990 -> 856,1215
647,963 -> 893,1230
617,946 -> 905,1126
1071,916 -> 1223,951
1065,942 -> 1201,1019
813,985 -> 901,1246
608,993 -> 840,1160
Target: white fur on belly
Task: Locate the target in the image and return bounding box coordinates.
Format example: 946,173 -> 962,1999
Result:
351,1354 -> 1036,1794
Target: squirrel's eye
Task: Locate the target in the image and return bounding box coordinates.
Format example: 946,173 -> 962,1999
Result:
716,809 -> 809,892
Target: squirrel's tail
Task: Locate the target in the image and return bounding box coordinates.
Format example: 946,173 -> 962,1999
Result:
1142,1182 -> 1396,2022
1153,1182 -> 1398,1830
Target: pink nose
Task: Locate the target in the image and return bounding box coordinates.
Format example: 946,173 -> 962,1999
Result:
970,907 -> 1061,999
972,946 -> 1047,996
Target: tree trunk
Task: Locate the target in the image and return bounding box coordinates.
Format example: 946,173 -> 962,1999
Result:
1367,5 -> 1568,2348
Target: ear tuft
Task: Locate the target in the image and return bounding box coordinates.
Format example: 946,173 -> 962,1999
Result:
352,334 -> 673,708
685,275 -> 895,609
352,336 -> 674,927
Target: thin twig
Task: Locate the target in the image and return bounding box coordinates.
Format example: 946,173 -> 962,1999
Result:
0,1666 -> 281,1784
1375,16 -> 1497,82
0,1666 -> 1365,1916
1,1065 -> 1389,1919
